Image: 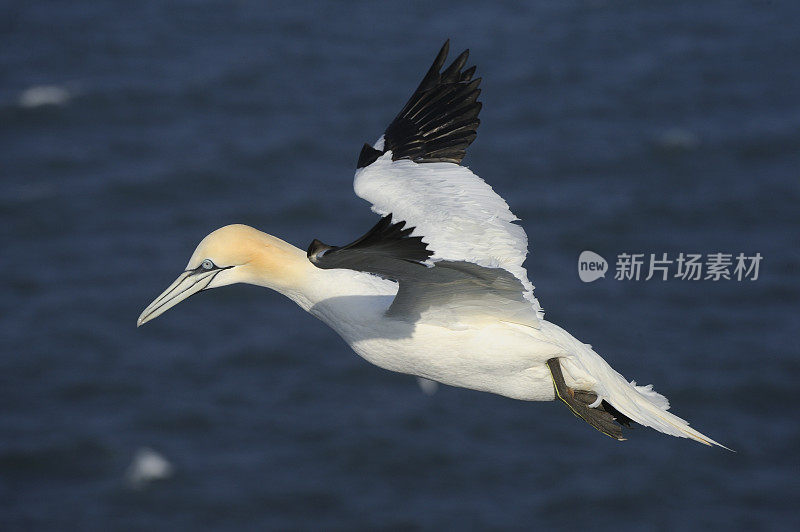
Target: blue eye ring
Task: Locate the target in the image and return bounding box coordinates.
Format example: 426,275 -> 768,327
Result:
201,259 -> 215,270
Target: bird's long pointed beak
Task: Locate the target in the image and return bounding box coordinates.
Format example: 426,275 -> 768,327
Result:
137,270 -> 216,327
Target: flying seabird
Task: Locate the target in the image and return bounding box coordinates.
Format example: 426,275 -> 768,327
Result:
138,41 -> 727,448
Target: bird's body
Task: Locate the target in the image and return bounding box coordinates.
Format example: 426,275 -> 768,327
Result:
307,270 -> 558,402
139,42 -> 727,448
187,227 -> 558,401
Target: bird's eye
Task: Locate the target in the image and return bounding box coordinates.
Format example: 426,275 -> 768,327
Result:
201,259 -> 214,270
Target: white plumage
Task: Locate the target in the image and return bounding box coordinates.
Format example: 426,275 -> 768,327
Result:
138,41 -> 727,449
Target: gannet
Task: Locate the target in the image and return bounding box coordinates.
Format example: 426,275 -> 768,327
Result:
138,41 -> 727,448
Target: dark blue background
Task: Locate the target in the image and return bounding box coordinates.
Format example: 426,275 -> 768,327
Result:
2,1 -> 798,529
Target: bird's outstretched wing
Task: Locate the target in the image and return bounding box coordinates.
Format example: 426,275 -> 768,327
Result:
309,41 -> 543,326
307,216 -> 539,328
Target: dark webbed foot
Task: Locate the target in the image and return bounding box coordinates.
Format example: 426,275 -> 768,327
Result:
546,358 -> 631,440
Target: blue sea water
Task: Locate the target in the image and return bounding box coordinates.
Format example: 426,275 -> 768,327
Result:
1,1 -> 799,529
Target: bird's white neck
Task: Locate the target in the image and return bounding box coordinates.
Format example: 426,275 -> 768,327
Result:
241,239 -> 397,324
282,267 -> 396,318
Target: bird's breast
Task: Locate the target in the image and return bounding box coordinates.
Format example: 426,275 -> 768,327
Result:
342,320 -> 561,401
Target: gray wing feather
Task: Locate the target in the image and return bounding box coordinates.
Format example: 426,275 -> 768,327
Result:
387,261 -> 541,328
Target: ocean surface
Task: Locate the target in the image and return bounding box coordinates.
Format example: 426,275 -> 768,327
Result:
2,1 -> 799,529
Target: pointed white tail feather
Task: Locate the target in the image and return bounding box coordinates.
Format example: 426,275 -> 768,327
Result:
591,361 -> 730,449
543,321 -> 731,450
606,379 -> 730,449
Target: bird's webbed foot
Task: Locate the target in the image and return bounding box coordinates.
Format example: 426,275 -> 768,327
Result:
546,358 -> 632,441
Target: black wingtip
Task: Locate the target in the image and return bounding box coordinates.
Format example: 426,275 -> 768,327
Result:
357,143 -> 383,169
439,39 -> 450,60
309,214 -> 433,271
374,41 -> 482,166
461,65 -> 477,82
441,49 -> 469,82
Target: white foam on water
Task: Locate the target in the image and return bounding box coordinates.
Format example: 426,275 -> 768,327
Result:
125,447 -> 173,488
18,85 -> 71,108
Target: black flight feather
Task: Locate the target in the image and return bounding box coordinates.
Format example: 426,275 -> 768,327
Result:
356,40 -> 482,168
307,214 -> 433,279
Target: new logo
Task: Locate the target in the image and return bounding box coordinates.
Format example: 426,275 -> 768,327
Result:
578,251 -> 608,283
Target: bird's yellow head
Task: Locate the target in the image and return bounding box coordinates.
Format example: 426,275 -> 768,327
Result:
137,224 -> 308,326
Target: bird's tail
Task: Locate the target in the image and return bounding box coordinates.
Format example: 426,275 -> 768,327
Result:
543,322 -> 731,450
